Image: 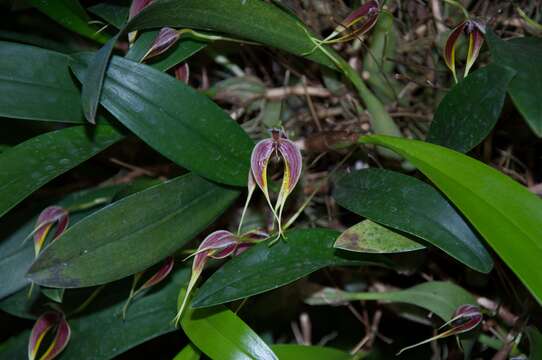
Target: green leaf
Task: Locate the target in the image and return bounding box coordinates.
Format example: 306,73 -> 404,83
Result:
335,220 -> 425,254
306,281 -> 475,321
427,64 -> 516,152
72,53 -> 253,186
0,184 -> 127,300
126,0 -> 336,69
87,2 -> 128,29
527,326 -> 542,360
333,168 -> 492,273
79,0 -> 339,127
192,228 -> 396,308
270,345 -> 351,360
126,31 -> 207,71
0,41 -> 83,123
173,343 -> 201,360
27,173 -> 239,288
81,35 -> 119,123
361,135 -> 542,304
27,0 -> 109,43
181,305 -> 277,360
486,31 -> 542,137
0,125 -> 123,219
0,268 -> 190,360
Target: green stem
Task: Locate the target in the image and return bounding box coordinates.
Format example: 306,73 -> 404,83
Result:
304,28 -> 401,138
69,285 -> 105,317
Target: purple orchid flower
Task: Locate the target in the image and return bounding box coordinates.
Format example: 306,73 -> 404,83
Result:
250,129 -> 302,238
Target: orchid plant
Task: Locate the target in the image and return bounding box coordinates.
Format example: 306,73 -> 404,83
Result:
175,129 -> 302,323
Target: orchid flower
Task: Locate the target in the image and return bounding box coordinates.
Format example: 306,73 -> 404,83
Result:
444,19 -> 486,83
302,0 -> 379,57
324,0 -> 380,44
122,257 -> 175,319
397,304 -> 482,355
28,311 -> 71,360
175,230 -> 240,324
32,206 -> 69,258
249,129 -> 302,239
141,27 -> 182,62
175,229 -> 266,324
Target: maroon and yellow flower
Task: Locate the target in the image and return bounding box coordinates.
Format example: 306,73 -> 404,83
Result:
250,129 -> 302,237
398,304 -> 482,354
326,0 -> 380,44
33,206 -> 69,257
444,20 -> 486,82
28,311 -> 71,360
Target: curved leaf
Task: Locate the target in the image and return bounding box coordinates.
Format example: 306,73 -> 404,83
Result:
270,345 -> 350,360
361,135 -> 542,304
334,168 -> 492,273
126,0 -> 336,68
181,305 -> 277,360
335,220 -> 425,254
27,174 -> 239,288
306,281 -> 475,321
427,63 -> 516,152
0,269 -> 190,360
27,0 -> 109,43
192,228 -> 396,308
80,0 -> 338,127
0,125 -> 123,219
487,31 -> 542,137
0,41 -> 83,123
173,343 -> 200,360
87,3 -> 128,29
72,53 -> 253,186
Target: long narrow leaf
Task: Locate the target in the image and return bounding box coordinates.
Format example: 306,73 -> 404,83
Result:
181,305 -> 278,360
361,135 -> 542,304
0,125 -> 123,219
0,41 -> 83,123
27,174 -> 239,288
27,0 -> 109,43
72,54 -> 253,186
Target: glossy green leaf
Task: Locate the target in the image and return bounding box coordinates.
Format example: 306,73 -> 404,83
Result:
0,269 -> 189,360
306,281 -> 475,321
27,173 -> 239,288
335,220 -> 425,254
0,185 -> 126,300
126,0 -> 336,68
487,31 -> 542,137
361,135 -> 542,304
87,2 -> 128,29
27,0 -> 109,43
0,41 -> 83,123
270,345 -> 350,360
173,343 -> 201,360
193,228 -> 396,308
126,30 -> 207,71
427,64 -> 516,152
0,125 -> 123,219
80,0 -> 338,126
81,35 -> 119,123
181,305 -> 277,360
72,53 -> 253,186
334,169 -> 492,273
527,326 -> 542,360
